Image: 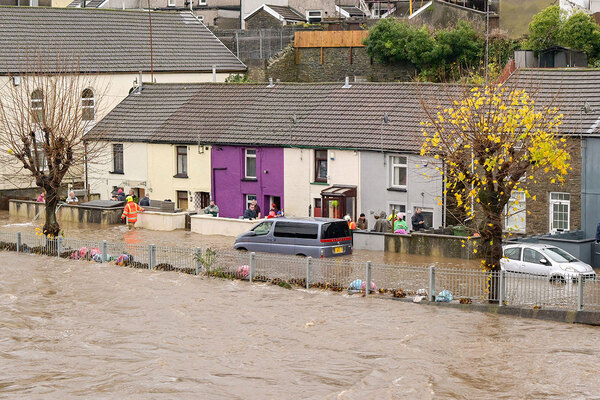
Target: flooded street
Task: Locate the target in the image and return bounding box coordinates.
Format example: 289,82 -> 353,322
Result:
1,252 -> 599,399
0,211 -> 479,268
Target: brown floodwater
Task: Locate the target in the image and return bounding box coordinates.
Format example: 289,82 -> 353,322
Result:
1,252 -> 599,399
0,211 -> 479,269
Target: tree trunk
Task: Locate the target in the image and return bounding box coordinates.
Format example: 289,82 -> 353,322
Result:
43,188 -> 60,237
480,212 -> 504,302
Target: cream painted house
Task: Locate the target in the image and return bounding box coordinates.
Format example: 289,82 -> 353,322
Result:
0,7 -> 245,205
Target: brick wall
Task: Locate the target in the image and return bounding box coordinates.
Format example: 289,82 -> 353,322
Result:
266,45 -> 415,83
525,136 -> 581,235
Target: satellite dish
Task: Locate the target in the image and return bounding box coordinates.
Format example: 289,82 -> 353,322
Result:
584,102 -> 595,114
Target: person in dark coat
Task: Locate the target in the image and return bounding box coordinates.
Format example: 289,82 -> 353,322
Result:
243,204 -> 258,219
139,195 -> 150,207
116,188 -> 126,202
412,208 -> 425,231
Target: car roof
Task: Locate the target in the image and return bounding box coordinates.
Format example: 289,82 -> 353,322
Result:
504,243 -> 558,250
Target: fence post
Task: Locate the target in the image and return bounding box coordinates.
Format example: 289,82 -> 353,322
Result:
16,232 -> 22,252
306,256 -> 312,289
259,29 -> 263,59
101,240 -> 108,263
235,31 -> 239,58
577,274 -> 584,311
57,236 -> 62,258
428,266 -> 436,302
149,244 -> 156,270
365,261 -> 372,295
249,252 -> 256,282
195,247 -> 202,275
498,269 -> 505,307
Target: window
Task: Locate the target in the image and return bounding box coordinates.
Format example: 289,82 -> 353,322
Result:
34,149 -> 47,171
504,247 -> 521,261
197,14 -> 204,23
168,0 -> 175,6
549,192 -> 570,232
176,146 -> 188,177
314,150 -> 327,182
245,194 -> 256,210
245,149 -> 257,179
306,10 -> 322,23
389,204 -> 406,217
321,221 -> 351,239
31,89 -> 44,123
81,88 -> 95,121
253,221 -> 273,236
198,0 -> 206,4
177,190 -> 188,210
390,156 -> 407,188
544,247 -> 577,263
112,144 -> 123,173
523,248 -> 545,264
274,222 -> 318,239
505,191 -> 526,233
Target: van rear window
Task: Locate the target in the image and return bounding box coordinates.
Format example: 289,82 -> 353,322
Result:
274,222 -> 318,239
321,222 -> 350,240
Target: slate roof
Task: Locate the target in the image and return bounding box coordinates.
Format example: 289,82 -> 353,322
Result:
341,6 -> 366,18
0,7 -> 246,74
507,69 -> 600,134
245,4 -> 306,22
86,82 -> 464,153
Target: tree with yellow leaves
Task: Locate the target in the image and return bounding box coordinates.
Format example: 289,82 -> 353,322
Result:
420,85 -> 570,286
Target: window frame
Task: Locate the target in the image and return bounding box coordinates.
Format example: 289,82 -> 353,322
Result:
306,9 -> 322,23
167,0 -> 176,7
244,148 -> 257,179
81,88 -> 95,121
245,194 -> 257,210
388,204 -> 406,218
549,192 -> 570,233
523,248 -> 545,265
175,145 -> 188,178
389,155 -> 408,189
198,0 -> 206,4
112,143 -> 124,174
31,89 -> 44,124
504,191 -> 526,233
314,149 -> 328,183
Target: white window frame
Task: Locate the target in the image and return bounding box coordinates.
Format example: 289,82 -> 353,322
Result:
81,88 -> 95,121
245,194 -> 257,210
549,192 -> 570,233
388,203 -> 406,217
389,155 -> 408,189
245,148 -> 257,179
168,0 -> 176,7
306,10 -> 322,23
504,191 -> 526,233
197,14 -> 205,23
198,0 -> 206,4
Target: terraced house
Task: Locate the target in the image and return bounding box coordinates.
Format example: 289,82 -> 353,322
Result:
0,6 -> 245,207
85,82 -> 446,227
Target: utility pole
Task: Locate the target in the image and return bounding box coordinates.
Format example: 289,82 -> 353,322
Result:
484,0 -> 490,85
147,0 -> 154,83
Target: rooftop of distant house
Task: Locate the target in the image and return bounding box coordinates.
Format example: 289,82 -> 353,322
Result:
0,6 -> 246,74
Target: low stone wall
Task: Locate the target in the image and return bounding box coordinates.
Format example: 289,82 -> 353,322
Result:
9,200 -> 123,225
191,214 -> 262,237
353,231 -> 480,260
136,211 -> 187,231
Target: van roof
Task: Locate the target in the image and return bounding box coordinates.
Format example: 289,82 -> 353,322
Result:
274,217 -> 344,224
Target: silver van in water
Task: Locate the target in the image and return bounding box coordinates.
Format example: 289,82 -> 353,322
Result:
233,217 -> 352,258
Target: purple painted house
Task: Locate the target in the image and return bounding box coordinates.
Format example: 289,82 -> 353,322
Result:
211,146 -> 284,218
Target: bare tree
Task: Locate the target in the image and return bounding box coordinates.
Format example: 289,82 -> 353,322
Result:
0,56 -> 105,236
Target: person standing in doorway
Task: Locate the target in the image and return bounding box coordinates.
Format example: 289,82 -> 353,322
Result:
251,199 -> 261,219
121,196 -> 144,230
412,208 -> 425,231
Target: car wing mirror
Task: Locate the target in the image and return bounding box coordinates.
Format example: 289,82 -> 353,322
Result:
540,258 -> 548,265
247,231 -> 256,236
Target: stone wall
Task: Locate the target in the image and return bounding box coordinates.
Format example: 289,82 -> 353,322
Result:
246,9 -> 286,30
266,45 -> 415,83
407,0 -> 499,32
499,0 -> 554,39
525,136 -> 582,235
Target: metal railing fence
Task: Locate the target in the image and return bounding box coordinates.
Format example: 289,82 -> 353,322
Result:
1,230 -> 599,312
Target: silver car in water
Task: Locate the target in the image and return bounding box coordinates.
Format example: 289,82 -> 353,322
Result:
234,217 -> 352,258
501,243 -> 596,282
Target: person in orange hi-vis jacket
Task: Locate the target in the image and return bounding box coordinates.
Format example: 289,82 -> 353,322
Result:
121,196 -> 144,230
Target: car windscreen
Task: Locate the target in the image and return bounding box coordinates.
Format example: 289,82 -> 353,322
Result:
544,247 -> 577,263
274,222 -> 318,239
321,221 -> 350,240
